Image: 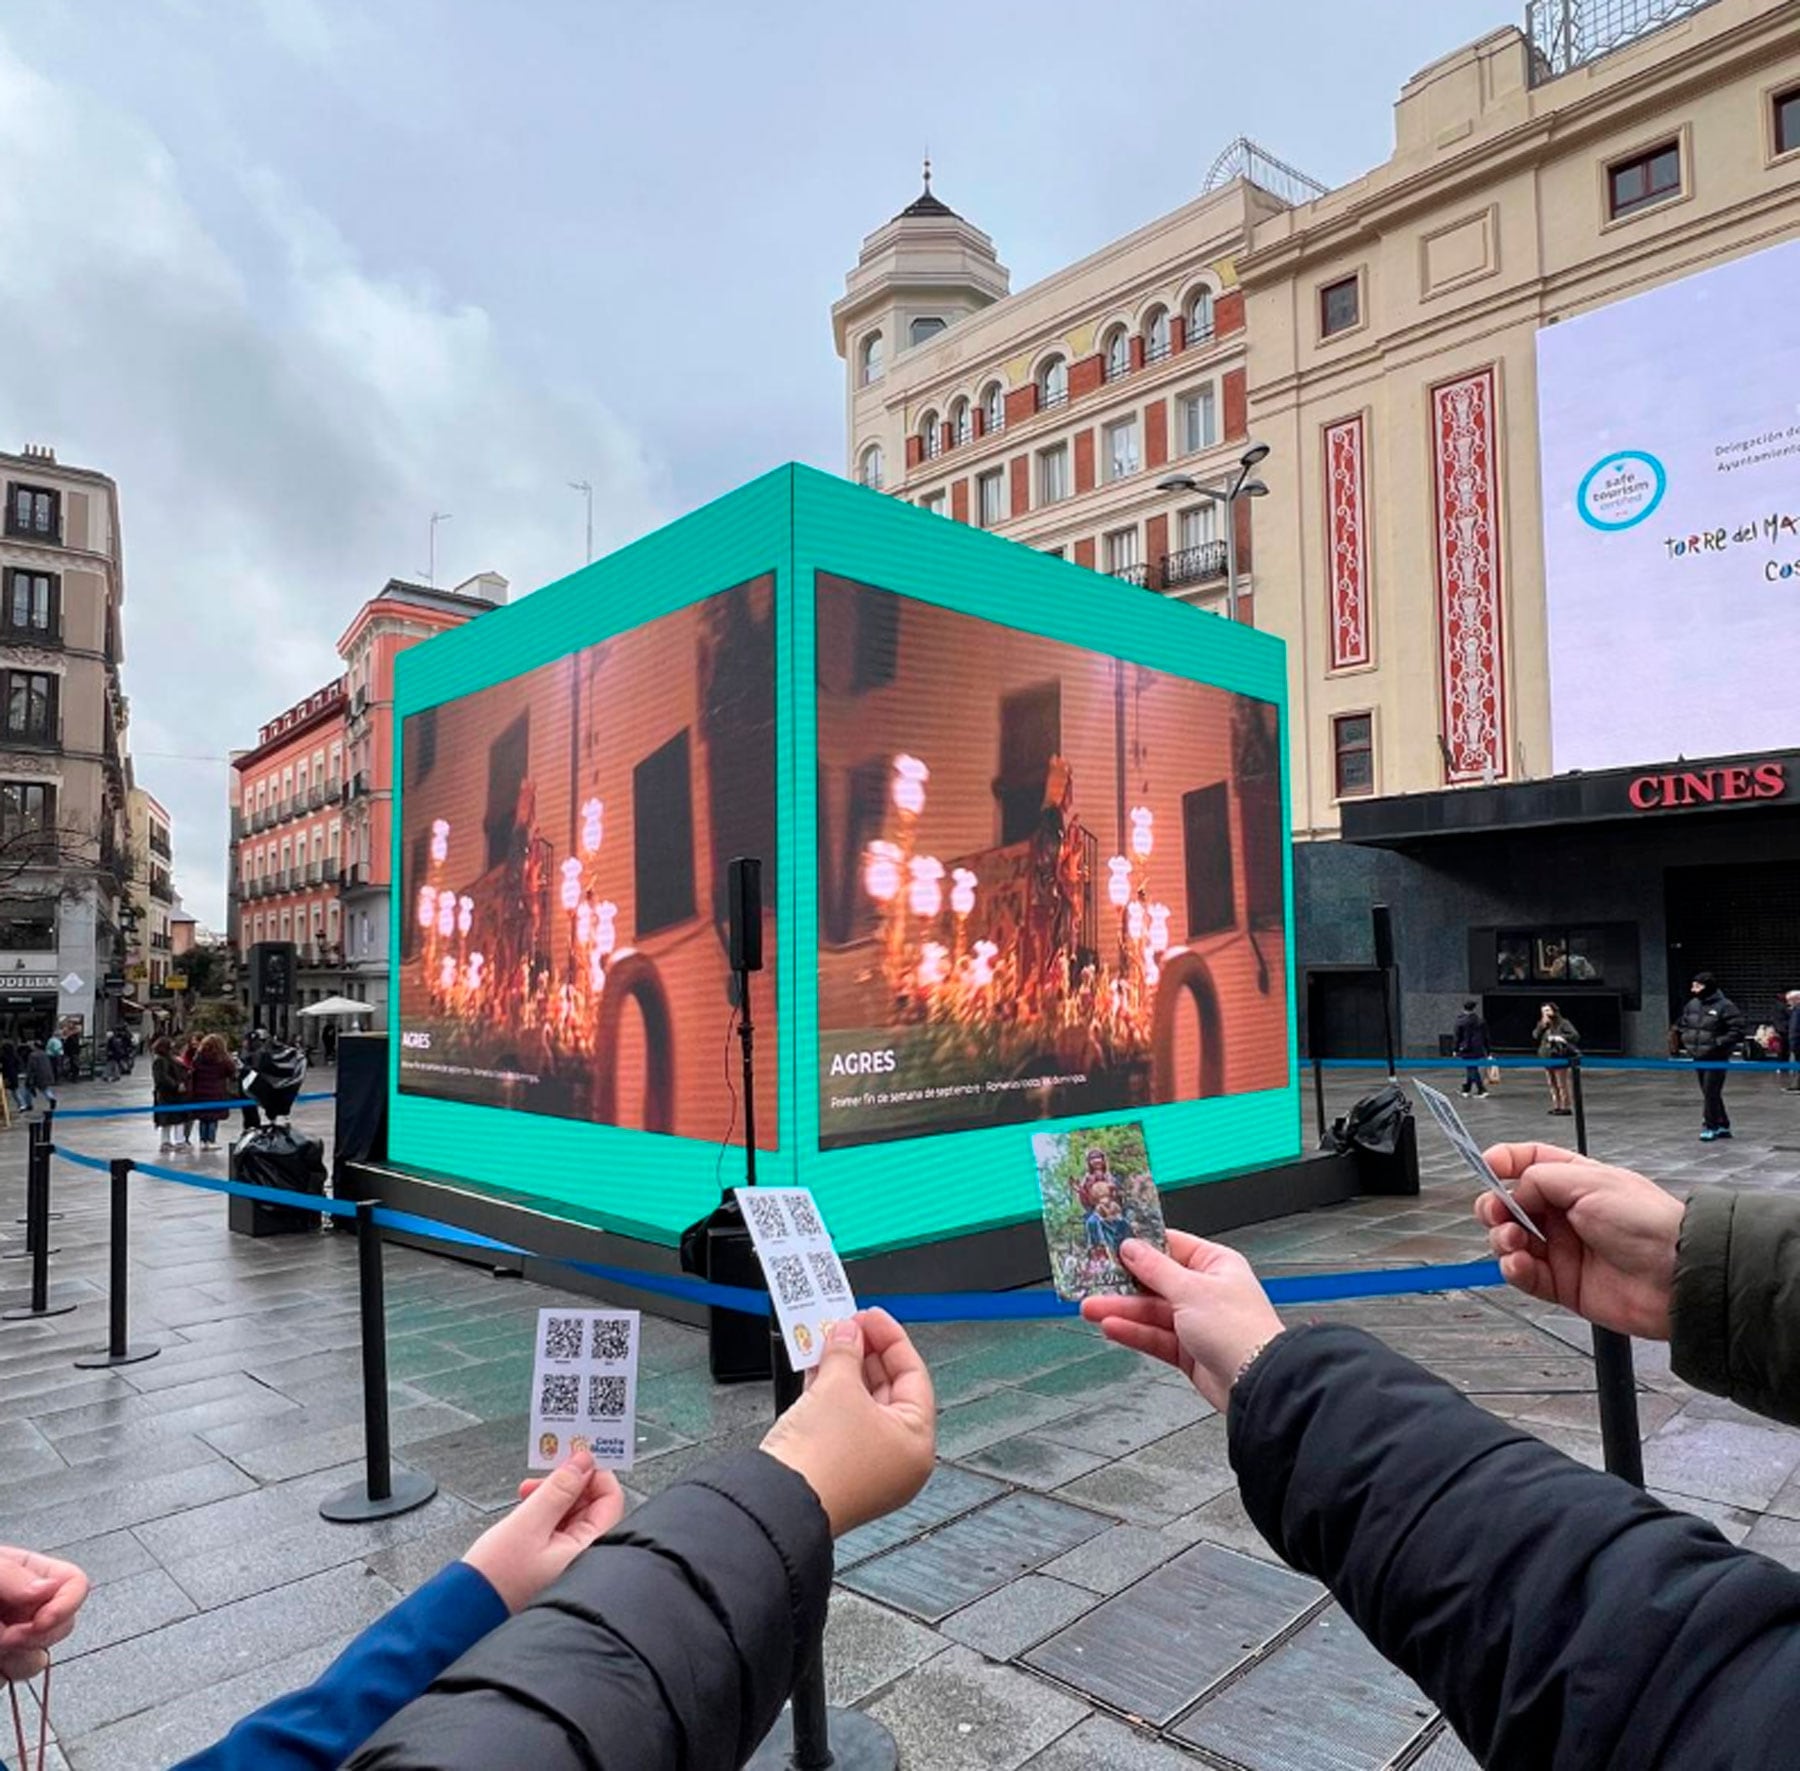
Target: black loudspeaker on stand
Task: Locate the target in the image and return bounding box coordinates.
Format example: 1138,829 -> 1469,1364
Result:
1371,902 -> 1397,1079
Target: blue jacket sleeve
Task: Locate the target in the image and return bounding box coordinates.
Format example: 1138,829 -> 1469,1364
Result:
171,1562 -> 508,1771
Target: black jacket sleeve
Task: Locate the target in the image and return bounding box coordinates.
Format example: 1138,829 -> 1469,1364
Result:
1672,1187 -> 1800,1428
345,1450 -> 832,1771
1231,1324 -> 1800,1769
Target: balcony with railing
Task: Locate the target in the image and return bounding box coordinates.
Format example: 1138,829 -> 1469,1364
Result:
148,832 -> 172,860
1525,0 -> 1714,82
349,771 -> 369,800
1109,563 -> 1153,590
1160,541 -> 1230,591
323,857 -> 341,884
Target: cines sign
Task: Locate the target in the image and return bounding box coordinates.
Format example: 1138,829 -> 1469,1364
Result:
1627,760 -> 1788,811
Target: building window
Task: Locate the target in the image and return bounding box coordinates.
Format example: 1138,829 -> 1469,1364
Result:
1608,139 -> 1682,218
0,782 -> 54,852
980,382 -> 1005,435
977,469 -> 1005,528
2,672 -> 57,745
1105,528 -> 1140,576
1497,928 -> 1605,985
3,571 -> 56,639
5,484 -> 58,542
1178,505 -> 1219,551
1187,287 -> 1214,343
0,900 -> 56,953
633,729 -> 696,935
919,491 -> 947,517
950,398 -> 972,446
919,410 -> 941,460
1143,307 -> 1171,364
1037,356 -> 1068,410
860,333 -> 884,385
1103,417 -> 1139,484
1038,443 -> 1070,505
910,316 -> 946,347
858,444 -> 885,490
1103,327 -> 1130,382
1320,275 -> 1361,337
1776,86 -> 1800,157
1332,713 -> 1374,798
1178,386 -> 1218,454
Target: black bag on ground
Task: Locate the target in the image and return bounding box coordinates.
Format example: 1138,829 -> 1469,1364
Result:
229,1122 -> 328,1238
1322,1082 -> 1419,1196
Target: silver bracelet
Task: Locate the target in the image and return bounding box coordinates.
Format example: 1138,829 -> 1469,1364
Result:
1230,1339 -> 1273,1395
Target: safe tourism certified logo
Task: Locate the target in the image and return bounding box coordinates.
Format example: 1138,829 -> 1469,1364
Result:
1577,450 -> 1666,531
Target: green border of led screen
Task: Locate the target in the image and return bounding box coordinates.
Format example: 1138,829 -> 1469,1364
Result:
390,464 -> 1298,1257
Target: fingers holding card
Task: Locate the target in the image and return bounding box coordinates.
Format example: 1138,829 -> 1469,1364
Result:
1033,1121 -> 1168,1301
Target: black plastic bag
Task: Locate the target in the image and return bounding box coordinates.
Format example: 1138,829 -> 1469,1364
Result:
1323,1082 -> 1413,1156
244,1042 -> 307,1121
235,1122 -> 327,1199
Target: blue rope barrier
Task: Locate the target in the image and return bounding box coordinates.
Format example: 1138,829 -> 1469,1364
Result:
49,1144 -> 1507,1322
53,1092 -> 337,1120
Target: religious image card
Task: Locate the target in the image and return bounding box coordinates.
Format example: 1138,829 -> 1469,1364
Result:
1033,1121 -> 1168,1301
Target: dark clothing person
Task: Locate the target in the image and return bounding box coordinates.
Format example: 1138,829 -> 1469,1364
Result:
1784,998 -> 1800,1091
62,1031 -> 81,1080
189,1046 -> 238,1148
1672,1187 -> 1800,1428
152,1050 -> 191,1141
1452,1005 -> 1489,1096
1678,979 -> 1746,1137
24,1044 -> 56,1107
0,1041 -> 20,1089
345,1450 -> 831,1770
1231,1322 -> 1800,1769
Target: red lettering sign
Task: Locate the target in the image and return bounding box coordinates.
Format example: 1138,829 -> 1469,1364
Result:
1626,760 -> 1787,811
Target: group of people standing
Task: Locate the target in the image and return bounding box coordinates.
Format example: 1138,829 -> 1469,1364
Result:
150,1030 -> 253,1154
1452,970 -> 1774,1140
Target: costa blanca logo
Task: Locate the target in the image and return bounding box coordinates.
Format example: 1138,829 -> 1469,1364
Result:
1577,450 -> 1666,531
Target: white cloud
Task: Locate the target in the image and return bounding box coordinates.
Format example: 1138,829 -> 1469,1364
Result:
0,33 -> 667,924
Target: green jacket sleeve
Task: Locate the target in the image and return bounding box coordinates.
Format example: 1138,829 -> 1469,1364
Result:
1671,1187 -> 1800,1428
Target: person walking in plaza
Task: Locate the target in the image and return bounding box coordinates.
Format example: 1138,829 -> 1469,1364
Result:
22,1040 -> 56,1116
1452,998 -> 1490,1098
61,1027 -> 81,1082
1676,970 -> 1746,1141
43,1027 -> 62,1084
103,1024 -> 131,1082
1783,987 -> 1800,1093
1533,1000 -> 1578,1116
151,1034 -> 192,1153
188,1033 -> 237,1155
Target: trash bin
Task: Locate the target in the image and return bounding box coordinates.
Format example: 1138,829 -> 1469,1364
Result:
1321,1082 -> 1420,1197
228,1042 -> 328,1237
680,1197 -> 772,1384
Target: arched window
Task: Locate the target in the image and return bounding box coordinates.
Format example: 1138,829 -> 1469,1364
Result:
1103,326 -> 1130,382
919,410 -> 942,460
1037,355 -> 1068,409
1144,307 -> 1171,363
950,397 -> 971,446
858,444 -> 885,490
910,316 -> 947,347
1187,287 -> 1215,343
980,381 -> 1005,436
860,333 -> 884,386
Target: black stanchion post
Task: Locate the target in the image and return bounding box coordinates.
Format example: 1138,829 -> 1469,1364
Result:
14,1113 -> 63,1224
75,1159 -> 159,1368
320,1199 -> 437,1523
6,1121 -> 60,1259
1570,1056 -> 1645,1487
3,1128 -> 75,1320
1312,1056 -> 1327,1144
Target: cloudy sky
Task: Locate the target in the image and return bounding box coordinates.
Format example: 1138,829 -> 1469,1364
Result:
2,0 -> 1502,924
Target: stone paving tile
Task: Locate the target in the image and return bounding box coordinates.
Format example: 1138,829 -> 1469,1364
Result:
197,1396 -> 483,1484
865,1644 -> 1089,1771
1644,1408 -> 1800,1510
21,1458 -> 259,1552
53,1566 -> 197,1660
1653,1488 -> 1761,1543
820,1590 -> 945,1706
1012,1346 -> 1190,1399
959,1432 -> 1112,1491
49,1562 -> 398,1736
1033,1384 -> 1207,1459
47,1530 -> 160,1590
835,1464 -> 1008,1569
936,1388 -> 1084,1461
31,1369 -> 300,1444
1054,1417 -> 1237,1526
1037,1523 -> 1201,1597
1171,1488 -> 1287,1566
1020,1714 -> 1207,1770
939,1573 -> 1096,1661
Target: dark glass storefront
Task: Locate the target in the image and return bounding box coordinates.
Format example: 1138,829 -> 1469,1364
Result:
1298,748 -> 1800,1058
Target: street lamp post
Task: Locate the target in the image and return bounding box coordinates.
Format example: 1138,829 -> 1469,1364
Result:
1158,442 -> 1270,622
569,479 -> 594,564
423,511 -> 452,588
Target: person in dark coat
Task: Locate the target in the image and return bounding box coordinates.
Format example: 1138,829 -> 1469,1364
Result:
1451,998 -> 1490,1097
22,1041 -> 55,1113
1086,1221 -> 1800,1770
150,1035 -> 191,1153
187,1033 -> 238,1154
0,1040 -> 21,1115
1532,1001 -> 1578,1116
1784,989 -> 1800,1093
1676,971 -> 1747,1140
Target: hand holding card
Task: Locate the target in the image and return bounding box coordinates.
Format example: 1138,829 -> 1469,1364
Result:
1033,1122 -> 1169,1301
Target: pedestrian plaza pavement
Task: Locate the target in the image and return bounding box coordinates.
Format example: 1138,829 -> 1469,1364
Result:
4,1063 -> 1800,1767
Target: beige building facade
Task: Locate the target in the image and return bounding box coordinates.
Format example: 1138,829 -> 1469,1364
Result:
126,785 -> 175,1002
0,444 -> 135,1047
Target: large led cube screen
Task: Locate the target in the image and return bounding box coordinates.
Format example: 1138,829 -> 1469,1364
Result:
395,575 -> 777,1146
815,574 -> 1288,1149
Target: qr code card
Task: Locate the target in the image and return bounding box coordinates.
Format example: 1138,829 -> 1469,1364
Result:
733,1187 -> 856,1371
528,1307 -> 639,1471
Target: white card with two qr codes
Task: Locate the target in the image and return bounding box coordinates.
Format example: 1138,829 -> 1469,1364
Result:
733,1187 -> 857,1371
528,1308 -> 639,1471
1414,1081 -> 1546,1242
